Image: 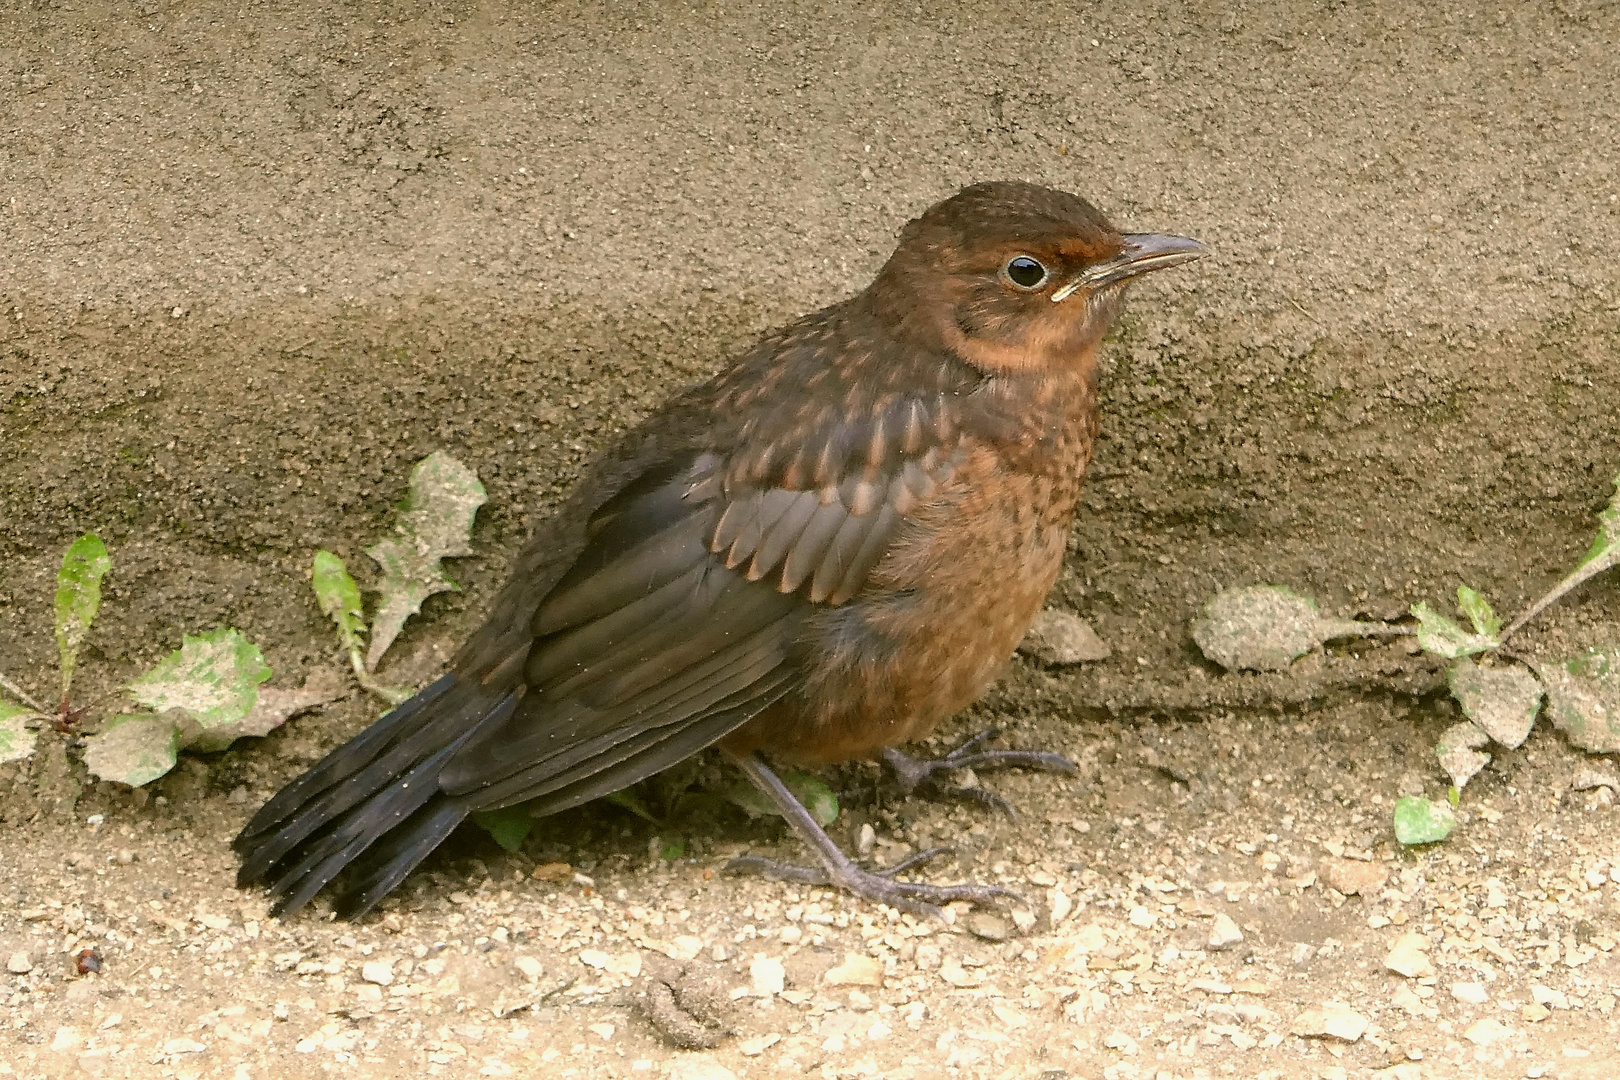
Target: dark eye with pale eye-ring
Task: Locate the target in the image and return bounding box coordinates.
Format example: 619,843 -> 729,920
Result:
1004,255 -> 1048,290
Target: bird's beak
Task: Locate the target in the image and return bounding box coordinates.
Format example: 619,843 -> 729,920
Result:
1051,233 -> 1210,303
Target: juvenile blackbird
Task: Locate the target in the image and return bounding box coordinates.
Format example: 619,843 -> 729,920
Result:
235,181 -> 1207,919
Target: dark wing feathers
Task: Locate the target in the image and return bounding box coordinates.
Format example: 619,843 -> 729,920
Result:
232,672 -> 455,853
780,500 -> 849,593
261,705 -> 504,916
444,562 -> 798,797
531,510 -> 714,637
237,388 -> 966,917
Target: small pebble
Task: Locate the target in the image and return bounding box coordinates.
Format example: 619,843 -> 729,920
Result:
967,912 -> 1011,941
514,956 -> 544,980
1463,1017 -> 1513,1045
1290,1004 -> 1368,1042
8,951 -> 33,974
738,1033 -> 781,1056
1208,912 -> 1244,950
1450,981 -> 1488,1005
1383,935 -> 1435,979
1319,856 -> 1389,897
361,960 -> 395,986
749,955 -> 785,996
1018,609 -> 1111,664
822,953 -> 884,987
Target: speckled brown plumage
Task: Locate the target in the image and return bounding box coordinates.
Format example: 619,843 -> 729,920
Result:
234,181 -> 1207,919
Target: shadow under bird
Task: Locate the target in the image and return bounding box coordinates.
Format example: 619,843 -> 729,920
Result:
235,181 -> 1208,919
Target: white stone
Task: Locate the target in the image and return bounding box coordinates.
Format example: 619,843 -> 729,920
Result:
738,1033 -> 780,1057
1531,985 -> 1569,1009
1450,981 -> 1488,1004
605,951 -> 642,977
1208,912 -> 1244,950
361,960 -> 394,986
1291,1004 -> 1368,1042
1464,1017 -> 1513,1045
1383,940 -> 1435,979
161,1038 -> 207,1055
822,953 -> 884,987
749,955 -> 785,996
666,935 -> 704,961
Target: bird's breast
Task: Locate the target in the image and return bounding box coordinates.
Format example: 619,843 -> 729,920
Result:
724,435 -> 1086,764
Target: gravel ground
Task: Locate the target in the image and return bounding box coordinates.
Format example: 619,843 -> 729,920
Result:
2,1 -> 1618,1078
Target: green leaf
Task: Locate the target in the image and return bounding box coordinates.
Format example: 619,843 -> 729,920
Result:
1536,648 -> 1620,753
1392,795 -> 1456,845
1576,472 -> 1620,569
364,452 -> 486,671
1191,585 -> 1393,671
0,699 -> 42,765
1446,658 -> 1543,749
1410,601 -> 1497,660
659,839 -> 687,860
602,787 -> 660,823
1434,721 -> 1490,791
54,534 -> 111,703
128,628 -> 273,744
719,770 -> 840,826
83,714 -> 181,787
183,671 -> 347,754
786,773 -> 840,827
471,805 -> 533,852
312,550 -> 367,654
1503,472 -> 1620,639
1456,586 -> 1501,639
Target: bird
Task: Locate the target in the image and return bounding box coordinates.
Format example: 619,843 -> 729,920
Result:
234,181 -> 1208,920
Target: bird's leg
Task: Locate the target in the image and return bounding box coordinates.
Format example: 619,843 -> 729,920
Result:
882,728 -> 1077,820
721,750 -> 1019,919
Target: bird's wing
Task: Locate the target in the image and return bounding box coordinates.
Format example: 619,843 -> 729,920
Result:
436,428 -> 964,812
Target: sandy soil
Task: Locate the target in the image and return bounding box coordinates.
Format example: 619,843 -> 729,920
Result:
2,1 -> 1618,1078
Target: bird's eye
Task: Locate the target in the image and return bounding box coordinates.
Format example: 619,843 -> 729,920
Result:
1004,255 -> 1048,290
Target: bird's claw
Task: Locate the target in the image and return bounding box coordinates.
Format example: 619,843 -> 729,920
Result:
883,729 -> 1077,820
724,848 -> 1021,919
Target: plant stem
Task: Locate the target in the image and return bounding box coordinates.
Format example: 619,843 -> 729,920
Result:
344,645 -> 412,705
0,672 -> 49,713
1501,550 -> 1620,642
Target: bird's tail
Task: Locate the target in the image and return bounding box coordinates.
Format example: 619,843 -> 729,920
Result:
233,672 -> 517,919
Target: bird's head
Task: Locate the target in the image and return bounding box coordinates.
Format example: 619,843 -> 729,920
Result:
863,181 -> 1207,375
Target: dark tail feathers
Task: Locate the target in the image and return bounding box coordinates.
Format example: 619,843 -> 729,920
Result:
233,673 -> 515,920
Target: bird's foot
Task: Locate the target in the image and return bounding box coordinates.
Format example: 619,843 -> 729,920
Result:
882,729 -> 1076,819
721,749 -> 1021,919
725,846 -> 1018,920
